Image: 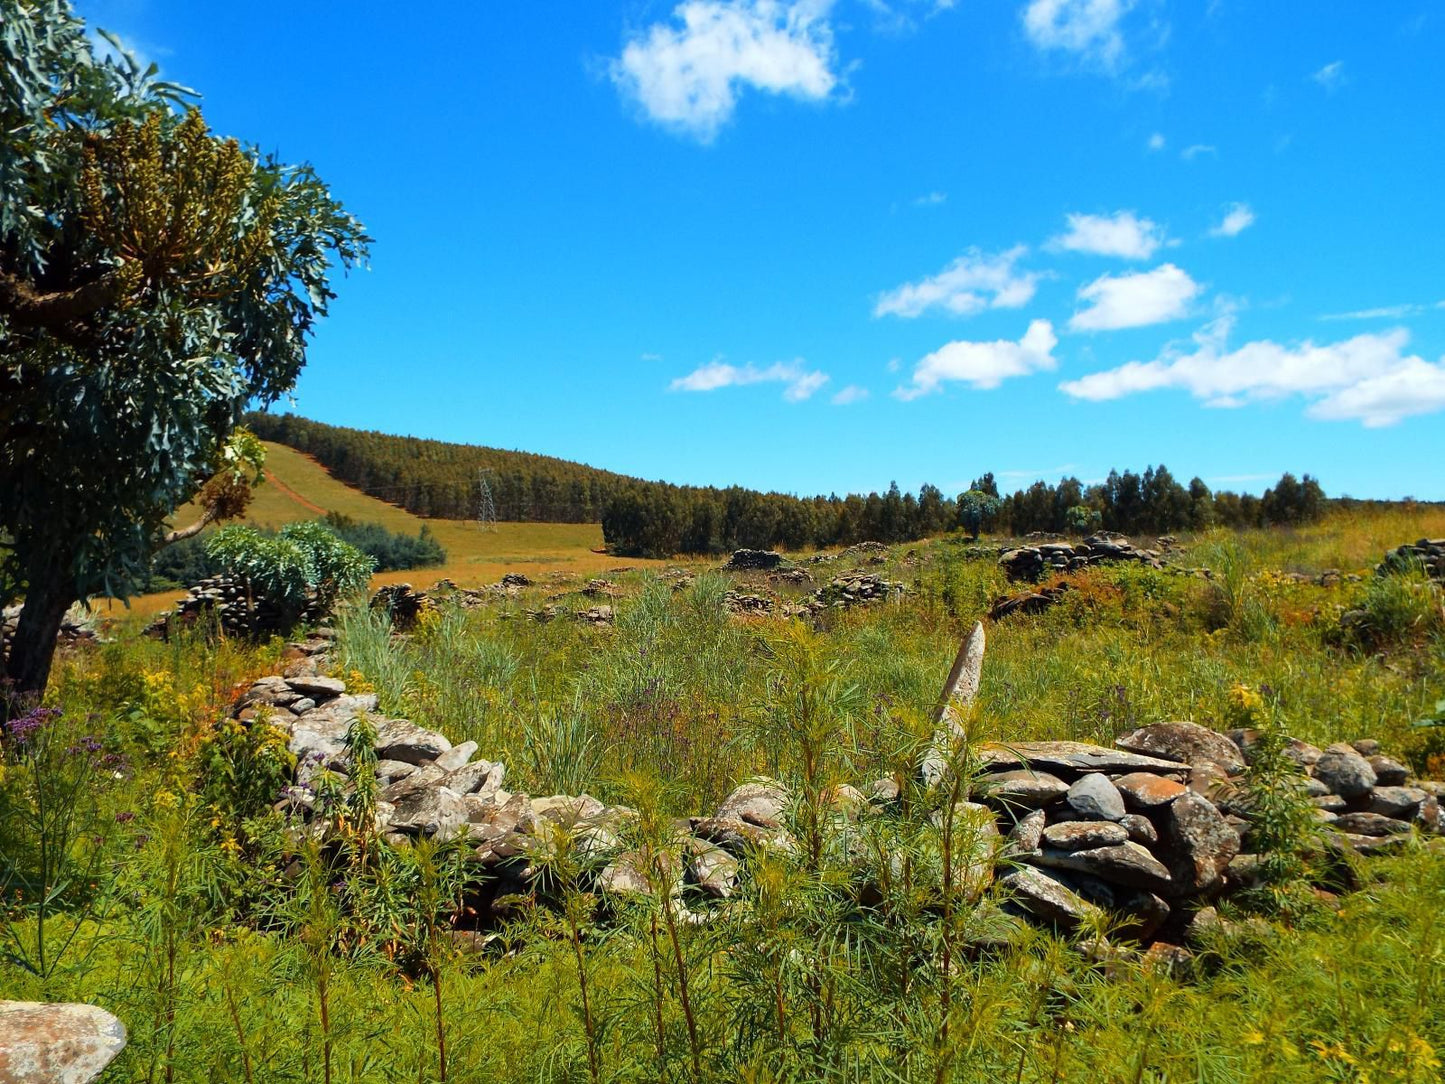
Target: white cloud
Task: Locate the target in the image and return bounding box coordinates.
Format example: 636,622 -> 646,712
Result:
1022,0 -> 1135,71
641,351 -> 665,361
610,0 -> 839,142
1209,202 -> 1255,238
1180,143 -> 1216,161
912,190 -> 947,207
1069,263 -> 1201,331
1312,60 -> 1344,91
669,358 -> 829,400
1322,301 -> 1445,321
874,245 -> 1040,318
1051,210 -> 1165,259
831,384 -> 870,405
895,319 -> 1058,399
1147,131 -> 1165,151
1059,319 -> 1445,427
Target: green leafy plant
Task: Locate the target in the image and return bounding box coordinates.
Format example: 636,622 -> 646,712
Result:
205,520 -> 375,626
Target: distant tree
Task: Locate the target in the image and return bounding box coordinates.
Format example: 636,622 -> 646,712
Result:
0,1 -> 369,702
1065,504 -> 1102,535
956,490 -> 1002,541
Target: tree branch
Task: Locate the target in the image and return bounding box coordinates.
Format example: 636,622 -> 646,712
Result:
0,265 -> 128,328
161,504 -> 217,546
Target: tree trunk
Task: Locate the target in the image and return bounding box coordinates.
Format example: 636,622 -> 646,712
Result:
3,551 -> 78,714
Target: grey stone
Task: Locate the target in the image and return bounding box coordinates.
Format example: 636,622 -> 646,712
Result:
978,740 -> 1186,777
381,766 -> 445,801
0,1001 -> 127,1084
1314,745 -> 1377,800
1304,777 -> 1331,798
387,782 -> 468,838
1030,841 -> 1173,894
1041,821 -> 1129,851
1113,772 -> 1187,810
1065,774 -> 1126,821
1351,739 -> 1382,757
999,866 -> 1102,930
1063,874 -> 1171,941
713,779 -> 788,830
1367,756 -> 1409,787
1333,812 -> 1411,837
445,759 -> 503,800
374,759 -> 419,785
284,674 -> 347,698
864,777 -> 900,804
288,697 -> 317,714
1312,794 -> 1348,813
1119,813 -> 1158,846
373,719 -> 452,765
1230,730 -> 1322,768
685,838 -> 740,898
979,769 -> 1069,810
1006,809 -> 1047,853
531,794 -> 607,828
1162,792 -> 1240,894
1116,722 -> 1245,776
434,741 -> 477,771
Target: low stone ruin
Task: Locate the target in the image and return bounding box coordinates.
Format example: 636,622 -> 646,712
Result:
1378,538 -> 1445,580
725,549 -> 784,571
2,605 -> 98,658
999,535 -> 1164,582
146,575 -> 324,639
228,622 -> 1443,963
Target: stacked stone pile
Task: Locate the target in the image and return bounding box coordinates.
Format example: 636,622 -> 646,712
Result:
2,605 -> 99,657
999,535 -> 1164,582
369,583 -> 434,630
147,575 -> 323,639
725,549 -> 784,571
232,625 -> 1441,953
1378,538 -> 1445,580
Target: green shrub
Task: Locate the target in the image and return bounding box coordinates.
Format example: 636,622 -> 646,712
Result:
205,520 -> 374,622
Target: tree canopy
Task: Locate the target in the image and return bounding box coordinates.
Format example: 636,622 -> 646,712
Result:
0,0 -> 368,699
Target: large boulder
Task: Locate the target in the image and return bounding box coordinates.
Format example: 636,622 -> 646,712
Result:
1113,772 -> 1188,810
1161,792 -> 1240,894
1313,744 -> 1378,800
713,780 -> 788,830
1029,841 -> 1173,895
998,867 -> 1102,930
1116,722 -> 1245,776
978,769 -> 1069,810
373,719 -> 453,766
0,1001 -> 127,1084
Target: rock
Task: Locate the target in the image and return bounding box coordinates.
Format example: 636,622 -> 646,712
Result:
434,741 -> 477,771
713,779 -> 788,830
822,783 -> 868,816
294,693 -> 379,724
1351,739 -> 1382,757
1064,774 -> 1126,822
1116,722 -> 1246,776
1113,772 -> 1188,810
978,741 -> 1186,777
375,759 -> 419,785
599,849 -> 680,898
933,802 -> 1001,899
387,782 -> 468,839
464,794 -> 535,860
1006,809 -> 1047,853
864,777 -> 900,804
1333,812 -> 1411,837
978,769 -> 1069,810
1367,756 -> 1410,787
1064,875 -> 1171,941
725,549 -> 784,571
1141,942 -> 1194,978
531,794 -> 606,827
1367,787 -> 1438,829
998,866 -> 1102,930
373,719 -> 452,766
1304,777 -> 1330,798
684,838 -> 740,898
1162,792 -> 1240,894
1229,730 -> 1322,768
288,715 -> 353,769
1030,841 -> 1173,894
1313,794 -> 1348,813
1041,821 -> 1129,851
1339,832 -> 1409,856
445,759 -> 504,800
0,1001 -> 128,1084
1186,762 -> 1235,807
284,674 -> 347,698
1313,744 -> 1378,800
1119,813 -> 1158,846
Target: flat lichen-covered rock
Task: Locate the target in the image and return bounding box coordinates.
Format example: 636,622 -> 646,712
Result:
977,741 -> 1186,777
0,1001 -> 127,1084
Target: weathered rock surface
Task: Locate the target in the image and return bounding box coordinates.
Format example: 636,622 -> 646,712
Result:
1162,793 -> 1240,894
1116,722 -> 1246,776
1030,841 -> 1173,894
979,769 -> 1069,809
0,1001 -> 127,1084
1314,744 -> 1378,800
1114,772 -> 1187,810
1041,821 -> 1129,851
1064,773 -> 1126,822
999,867 -> 1101,929
977,741 -> 1186,777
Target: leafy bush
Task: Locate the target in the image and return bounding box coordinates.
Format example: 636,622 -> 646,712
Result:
321,512 -> 446,571
1337,560 -> 1443,650
205,521 -> 374,622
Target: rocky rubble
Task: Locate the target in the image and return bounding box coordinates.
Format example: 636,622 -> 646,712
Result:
146,575 -> 324,639
998,535 -> 1164,582
1,605 -> 99,658
1377,538 -> 1445,580
227,623 -> 1444,960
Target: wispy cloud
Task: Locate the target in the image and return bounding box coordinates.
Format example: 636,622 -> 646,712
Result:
640,351 -> 665,361
1147,131 -> 1165,152
895,320 -> 1058,399
1021,0 -> 1137,72
911,190 -> 947,207
670,357 -> 829,400
831,384 -> 870,405
1180,143 -> 1217,161
1050,210 -> 1165,259
874,245 -> 1040,318
1069,263 -> 1201,331
1311,60 -> 1345,91
1321,300 -> 1445,321
610,0 -> 840,142
1060,318 -> 1445,427
1208,202 -> 1255,238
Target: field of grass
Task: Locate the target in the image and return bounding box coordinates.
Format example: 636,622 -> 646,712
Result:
6,502 -> 1445,1081
114,442 -> 664,618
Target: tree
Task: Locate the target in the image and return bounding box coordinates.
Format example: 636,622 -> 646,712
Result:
0,1 -> 369,703
956,490 -> 1001,541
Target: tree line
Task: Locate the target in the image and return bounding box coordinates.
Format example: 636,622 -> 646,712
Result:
245,414 -> 1326,559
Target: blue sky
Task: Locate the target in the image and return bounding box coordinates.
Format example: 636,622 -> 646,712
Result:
80,1 -> 1444,499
